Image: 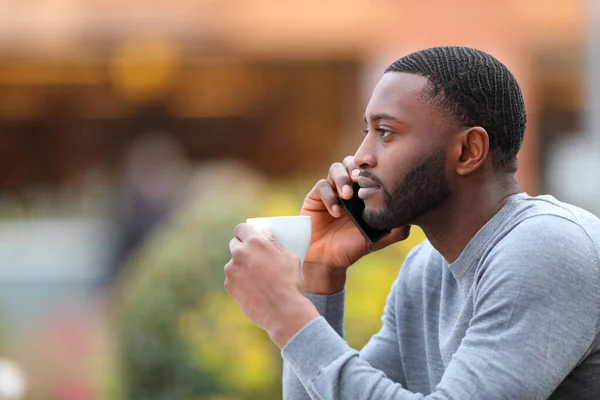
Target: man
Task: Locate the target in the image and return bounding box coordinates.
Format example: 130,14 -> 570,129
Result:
224,46 -> 600,399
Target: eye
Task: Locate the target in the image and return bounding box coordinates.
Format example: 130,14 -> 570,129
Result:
363,127 -> 395,139
377,128 -> 394,139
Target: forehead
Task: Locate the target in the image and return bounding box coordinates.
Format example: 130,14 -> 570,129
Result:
365,72 -> 437,123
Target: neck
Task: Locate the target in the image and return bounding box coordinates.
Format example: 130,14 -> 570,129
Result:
417,174 -> 520,263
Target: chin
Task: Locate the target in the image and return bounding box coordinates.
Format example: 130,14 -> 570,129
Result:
363,209 -> 390,230
364,203 -> 414,231
363,203 -> 384,219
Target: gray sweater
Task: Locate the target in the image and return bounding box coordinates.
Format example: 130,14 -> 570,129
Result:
282,193 -> 600,399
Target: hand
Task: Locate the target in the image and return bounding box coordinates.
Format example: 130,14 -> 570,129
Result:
224,223 -> 320,348
301,156 -> 411,293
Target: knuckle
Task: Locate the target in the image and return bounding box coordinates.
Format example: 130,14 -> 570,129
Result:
224,261 -> 242,281
224,259 -> 233,273
329,161 -> 343,174
233,223 -> 244,235
316,178 -> 330,190
342,155 -> 356,170
316,179 -> 333,194
330,163 -> 345,177
231,246 -> 247,259
331,165 -> 350,185
246,235 -> 263,246
309,179 -> 335,205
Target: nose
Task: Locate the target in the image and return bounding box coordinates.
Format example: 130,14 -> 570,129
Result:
353,136 -> 377,169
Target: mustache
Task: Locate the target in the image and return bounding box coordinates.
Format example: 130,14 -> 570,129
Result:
358,170 -> 384,186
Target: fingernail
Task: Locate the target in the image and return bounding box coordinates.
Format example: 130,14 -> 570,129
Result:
342,185 -> 352,196
332,204 -> 341,216
351,169 -> 359,178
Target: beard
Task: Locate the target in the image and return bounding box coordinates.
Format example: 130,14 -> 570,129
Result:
363,151 -> 450,230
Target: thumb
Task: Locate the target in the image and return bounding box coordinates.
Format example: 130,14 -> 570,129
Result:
261,227 -> 285,251
371,225 -> 411,252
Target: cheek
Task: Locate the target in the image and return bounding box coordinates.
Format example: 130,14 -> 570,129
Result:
376,136 -> 431,190
379,165 -> 405,194
377,152 -> 411,188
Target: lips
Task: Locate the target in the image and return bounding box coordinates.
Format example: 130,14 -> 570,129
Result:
357,176 -> 381,200
357,176 -> 380,189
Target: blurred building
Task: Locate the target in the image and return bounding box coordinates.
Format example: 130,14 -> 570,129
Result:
0,0 -> 589,190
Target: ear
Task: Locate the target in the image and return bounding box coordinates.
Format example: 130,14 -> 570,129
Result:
454,127 -> 489,176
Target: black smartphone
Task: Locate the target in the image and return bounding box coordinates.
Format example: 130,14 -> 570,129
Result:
337,182 -> 391,243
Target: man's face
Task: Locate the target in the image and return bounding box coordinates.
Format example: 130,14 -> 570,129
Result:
355,72 -> 455,230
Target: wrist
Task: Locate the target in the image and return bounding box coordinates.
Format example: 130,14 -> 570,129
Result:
268,297 -> 320,349
302,262 -> 347,295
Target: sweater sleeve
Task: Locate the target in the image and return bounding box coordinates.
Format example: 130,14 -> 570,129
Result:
281,215 -> 600,399
283,289 -> 346,400
284,277 -> 406,399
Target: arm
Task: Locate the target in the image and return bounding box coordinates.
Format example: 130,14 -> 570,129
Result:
282,216 -> 600,399
284,270 -> 405,399
283,289 -> 346,400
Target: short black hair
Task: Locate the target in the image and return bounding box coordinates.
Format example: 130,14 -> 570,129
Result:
385,46 -> 526,172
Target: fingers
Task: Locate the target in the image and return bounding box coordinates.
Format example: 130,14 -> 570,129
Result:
304,156 -> 360,218
328,156 -> 360,200
224,259 -> 233,293
234,223 -> 259,242
303,155 -> 363,220
230,227 -> 282,260
328,162 -> 354,200
342,155 -> 358,178
312,178 -> 343,217
229,237 -> 242,254
343,156 -> 360,185
261,227 -> 284,251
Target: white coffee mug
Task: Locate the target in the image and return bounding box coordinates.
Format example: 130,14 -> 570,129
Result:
245,216 -> 312,266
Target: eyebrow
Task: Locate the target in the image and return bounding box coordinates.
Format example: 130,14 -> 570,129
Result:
363,113 -> 404,124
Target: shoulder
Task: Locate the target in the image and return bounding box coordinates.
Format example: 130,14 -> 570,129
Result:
479,212 -> 600,315
486,194 -> 600,270
487,213 -> 599,278
507,193 -> 600,242
504,213 -> 592,247
496,194 -> 600,263
475,211 -> 600,337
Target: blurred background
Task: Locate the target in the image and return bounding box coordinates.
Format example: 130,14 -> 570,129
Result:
0,0 -> 597,398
